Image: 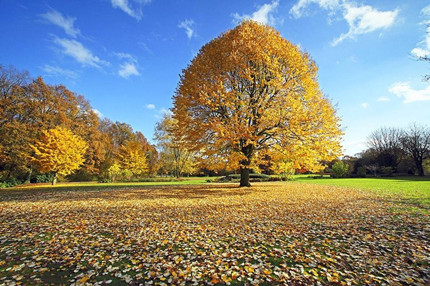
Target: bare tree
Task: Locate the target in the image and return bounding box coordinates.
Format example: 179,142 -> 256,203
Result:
400,123 -> 430,176
415,23 -> 430,81
367,127 -> 404,171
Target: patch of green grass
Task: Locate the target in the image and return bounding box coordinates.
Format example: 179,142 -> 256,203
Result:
294,175 -> 430,213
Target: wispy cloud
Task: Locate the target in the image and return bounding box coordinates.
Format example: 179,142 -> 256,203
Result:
40,9 -> 80,38
119,62 -> 140,78
54,37 -> 109,68
146,104 -> 155,110
290,0 -> 340,18
290,0 -> 399,46
178,19 -> 195,39
154,107 -> 173,119
41,64 -> 78,79
389,82 -> 430,103
159,108 -> 172,115
115,52 -> 140,79
377,96 -> 390,102
360,102 -> 368,108
115,52 -> 136,61
111,0 -> 143,21
233,1 -> 280,25
93,109 -> 104,118
411,5 -> 430,59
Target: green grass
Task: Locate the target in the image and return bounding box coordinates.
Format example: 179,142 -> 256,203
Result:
294,175 -> 430,213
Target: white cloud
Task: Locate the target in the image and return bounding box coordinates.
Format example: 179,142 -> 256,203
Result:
154,107 -> 173,119
118,62 -> 140,78
41,9 -> 80,38
159,108 -> 172,115
360,102 -> 368,108
115,52 -> 140,78
41,64 -> 78,79
146,104 -> 155,109
233,1 -> 280,25
114,52 -> 136,61
422,4 -> 430,17
93,109 -> 104,118
412,47 -> 430,58
389,82 -> 430,103
290,0 -> 399,46
411,5 -> 430,59
54,37 -> 108,68
111,0 -> 142,20
178,19 -> 195,39
332,4 -> 398,46
290,0 -> 340,18
377,96 -> 390,102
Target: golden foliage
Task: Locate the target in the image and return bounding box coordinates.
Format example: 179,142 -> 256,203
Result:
173,21 -> 343,183
118,140 -> 149,177
30,127 -> 87,179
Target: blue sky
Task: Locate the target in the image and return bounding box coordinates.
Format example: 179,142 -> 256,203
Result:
1,0 -> 429,156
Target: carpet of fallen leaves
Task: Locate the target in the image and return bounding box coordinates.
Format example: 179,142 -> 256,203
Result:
0,182 -> 429,285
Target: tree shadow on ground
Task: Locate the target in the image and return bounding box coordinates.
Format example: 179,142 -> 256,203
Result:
0,184 -> 256,203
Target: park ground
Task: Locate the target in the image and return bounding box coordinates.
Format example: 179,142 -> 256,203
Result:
0,177 -> 429,285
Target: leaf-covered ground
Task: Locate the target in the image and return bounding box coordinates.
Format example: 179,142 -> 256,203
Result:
0,182 -> 429,285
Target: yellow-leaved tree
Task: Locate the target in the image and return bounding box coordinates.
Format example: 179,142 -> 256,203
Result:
118,141 -> 148,180
172,20 -> 343,186
30,127 -> 87,185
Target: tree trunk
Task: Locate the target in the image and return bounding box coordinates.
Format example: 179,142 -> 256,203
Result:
24,167 -> 32,184
414,157 -> 424,176
417,164 -> 425,176
239,167 -> 251,187
52,173 -> 57,186
239,144 -> 254,187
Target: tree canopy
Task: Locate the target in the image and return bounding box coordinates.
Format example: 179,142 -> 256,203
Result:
30,127 -> 87,185
0,65 -> 158,185
172,20 -> 342,186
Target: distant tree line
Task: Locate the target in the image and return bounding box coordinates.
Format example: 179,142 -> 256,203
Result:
333,124 -> 430,177
0,65 -> 158,186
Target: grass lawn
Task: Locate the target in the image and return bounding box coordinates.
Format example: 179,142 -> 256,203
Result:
295,175 -> 430,214
0,181 -> 429,285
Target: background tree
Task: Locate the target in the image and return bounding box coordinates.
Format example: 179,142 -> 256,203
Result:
414,23 -> 430,81
331,161 -> 349,178
1,65 -> 157,186
154,114 -> 197,177
118,140 -> 149,179
172,20 -> 342,186
0,69 -> 104,182
367,127 -> 403,171
136,131 -> 159,176
30,127 -> 87,185
400,123 -> 430,176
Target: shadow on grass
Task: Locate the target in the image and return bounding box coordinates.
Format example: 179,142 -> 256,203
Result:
0,184 -> 255,203
298,175 -> 430,182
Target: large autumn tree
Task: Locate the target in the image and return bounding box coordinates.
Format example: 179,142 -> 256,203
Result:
172,21 -> 342,186
30,127 -> 87,185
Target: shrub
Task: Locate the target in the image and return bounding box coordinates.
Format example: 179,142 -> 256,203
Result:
0,178 -> 21,188
331,161 -> 349,178
31,173 -> 55,183
215,173 -> 272,183
381,166 -> 393,177
356,167 -> 367,178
